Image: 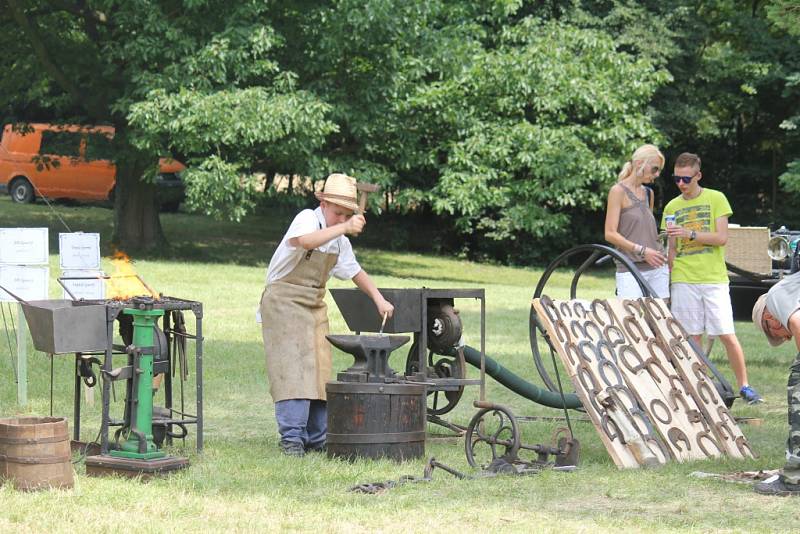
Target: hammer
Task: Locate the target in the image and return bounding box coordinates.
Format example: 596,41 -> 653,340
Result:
356,182 -> 380,214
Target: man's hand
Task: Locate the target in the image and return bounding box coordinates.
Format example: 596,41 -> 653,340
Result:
375,297 -> 394,318
344,214 -> 366,235
665,225 -> 689,239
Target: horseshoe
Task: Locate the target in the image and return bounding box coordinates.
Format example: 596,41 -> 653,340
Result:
623,316 -> 649,343
582,320 -> 604,342
715,420 -> 736,442
685,409 -> 703,424
604,324 -> 627,346
563,341 -> 581,366
591,299 -> 614,326
570,320 -> 588,340
645,435 -> 672,462
596,339 -> 618,364
559,301 -> 573,319
628,407 -> 656,437
735,436 -> 756,458
668,427 -> 692,452
540,295 -> 562,323
572,301 -> 589,319
696,431 -> 724,457
716,405 -> 735,426
644,297 -> 668,320
619,344 -> 647,374
645,356 -> 672,385
554,319 -> 571,344
601,414 -> 625,444
577,340 -> 598,363
696,379 -> 719,406
666,317 -> 689,341
597,359 -> 624,388
577,362 -> 601,393
668,337 -> 690,361
668,374 -> 688,395
669,387 -> 694,413
649,398 -> 673,425
623,299 -> 643,317
691,361 -> 709,382
608,384 -> 638,412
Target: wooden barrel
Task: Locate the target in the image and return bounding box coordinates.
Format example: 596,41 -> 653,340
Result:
0,416 -> 74,491
326,381 -> 426,461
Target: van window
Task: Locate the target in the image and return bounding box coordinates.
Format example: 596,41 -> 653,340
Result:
39,130 -> 82,157
86,132 -> 114,161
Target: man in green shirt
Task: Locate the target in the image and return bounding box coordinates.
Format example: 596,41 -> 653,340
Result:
662,152 -> 762,404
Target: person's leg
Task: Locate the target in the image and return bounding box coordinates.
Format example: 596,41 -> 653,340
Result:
755,353 -> 800,494
716,334 -> 748,389
642,265 -> 670,300
669,283 -> 705,336
306,399 -> 327,451
783,352 -> 800,484
275,399 -> 310,455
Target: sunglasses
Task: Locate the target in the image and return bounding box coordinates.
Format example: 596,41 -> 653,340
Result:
672,172 -> 698,184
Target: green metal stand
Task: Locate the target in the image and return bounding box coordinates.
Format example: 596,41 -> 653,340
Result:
110,306 -> 165,461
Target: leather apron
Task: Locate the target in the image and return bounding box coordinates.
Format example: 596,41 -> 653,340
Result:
260,247 -> 339,402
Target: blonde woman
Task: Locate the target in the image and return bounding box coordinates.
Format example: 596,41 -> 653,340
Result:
604,144 -> 669,298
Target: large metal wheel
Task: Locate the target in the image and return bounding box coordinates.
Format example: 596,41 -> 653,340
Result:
528,243 -> 735,406
465,405 -> 521,468
405,341 -> 466,416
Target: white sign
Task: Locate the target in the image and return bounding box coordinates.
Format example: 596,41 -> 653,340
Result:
0,228 -> 49,265
60,269 -> 105,300
0,265 -> 49,302
59,232 -> 101,270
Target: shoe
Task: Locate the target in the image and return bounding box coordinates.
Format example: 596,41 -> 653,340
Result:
279,440 -> 305,457
740,385 -> 764,405
306,441 -> 326,453
754,475 -> 800,496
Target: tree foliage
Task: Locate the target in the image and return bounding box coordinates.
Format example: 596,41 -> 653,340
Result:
1,1 -> 798,258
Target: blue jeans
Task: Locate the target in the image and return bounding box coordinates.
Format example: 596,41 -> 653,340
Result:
275,399 -> 327,447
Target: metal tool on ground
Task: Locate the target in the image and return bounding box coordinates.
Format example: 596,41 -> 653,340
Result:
356,182 -> 380,213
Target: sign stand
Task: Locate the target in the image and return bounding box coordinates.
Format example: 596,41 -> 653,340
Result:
16,303 -> 27,407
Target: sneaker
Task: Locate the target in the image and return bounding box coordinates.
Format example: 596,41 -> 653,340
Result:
306,441 -> 326,453
279,440 -> 305,457
740,385 -> 764,405
755,475 -> 800,496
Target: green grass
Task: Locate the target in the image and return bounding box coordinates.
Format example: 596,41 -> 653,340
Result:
0,196 -> 798,533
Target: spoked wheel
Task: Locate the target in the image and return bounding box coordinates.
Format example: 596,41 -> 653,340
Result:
465,405 -> 521,468
406,342 -> 466,416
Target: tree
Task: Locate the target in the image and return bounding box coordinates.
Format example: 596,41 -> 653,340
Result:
0,1 -> 333,250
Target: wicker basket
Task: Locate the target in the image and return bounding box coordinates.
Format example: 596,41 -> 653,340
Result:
725,226 -> 772,275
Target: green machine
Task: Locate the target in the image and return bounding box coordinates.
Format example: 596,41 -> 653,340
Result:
86,298 -> 188,477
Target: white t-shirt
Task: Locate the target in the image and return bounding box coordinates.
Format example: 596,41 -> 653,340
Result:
265,207 -> 361,284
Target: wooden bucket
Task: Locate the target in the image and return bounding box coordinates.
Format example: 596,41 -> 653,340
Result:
0,416 -> 74,491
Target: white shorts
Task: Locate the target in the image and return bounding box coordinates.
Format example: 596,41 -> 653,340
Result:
669,283 -> 735,336
616,265 -> 670,299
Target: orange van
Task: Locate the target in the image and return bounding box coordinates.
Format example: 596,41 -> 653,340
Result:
0,123 -> 185,206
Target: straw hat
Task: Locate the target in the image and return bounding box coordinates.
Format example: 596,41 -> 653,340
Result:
752,293 -> 786,347
315,173 -> 359,211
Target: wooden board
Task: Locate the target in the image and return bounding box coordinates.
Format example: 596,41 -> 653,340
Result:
533,297 -> 665,469
638,297 -> 756,459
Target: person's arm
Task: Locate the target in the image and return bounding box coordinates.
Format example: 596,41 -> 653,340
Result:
289,214 -> 365,250
666,215 -> 729,247
788,311 -> 800,352
352,270 -> 394,317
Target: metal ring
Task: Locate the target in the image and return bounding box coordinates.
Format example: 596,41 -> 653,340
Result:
649,399 -> 673,425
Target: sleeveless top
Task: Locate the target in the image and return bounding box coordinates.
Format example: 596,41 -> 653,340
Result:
615,184 -> 664,273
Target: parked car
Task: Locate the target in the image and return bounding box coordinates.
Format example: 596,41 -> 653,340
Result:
725,225 -> 800,317
0,123 -> 185,210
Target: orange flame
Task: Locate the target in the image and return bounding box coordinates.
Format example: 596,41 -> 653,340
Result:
106,249 -> 158,299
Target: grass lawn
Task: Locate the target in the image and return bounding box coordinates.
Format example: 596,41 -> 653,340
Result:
0,196 -> 798,532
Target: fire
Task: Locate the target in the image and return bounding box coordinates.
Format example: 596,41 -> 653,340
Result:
106,250 -> 159,299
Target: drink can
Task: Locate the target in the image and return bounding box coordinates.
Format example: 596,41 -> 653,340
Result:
665,215 -> 675,227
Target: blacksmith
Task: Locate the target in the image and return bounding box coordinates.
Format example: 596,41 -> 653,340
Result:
260,173 -> 394,457
752,271 -> 800,495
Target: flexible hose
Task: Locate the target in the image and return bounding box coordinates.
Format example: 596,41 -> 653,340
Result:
456,345 -> 582,409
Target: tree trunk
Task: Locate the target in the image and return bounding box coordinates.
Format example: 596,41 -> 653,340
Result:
112,158 -> 167,252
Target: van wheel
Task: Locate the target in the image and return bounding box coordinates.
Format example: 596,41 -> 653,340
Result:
9,178 -> 34,203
